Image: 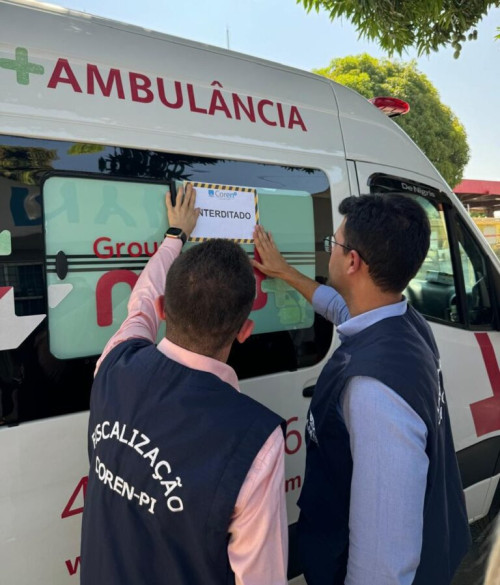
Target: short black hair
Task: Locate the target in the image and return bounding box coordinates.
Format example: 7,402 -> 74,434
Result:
339,194 -> 430,293
164,239 -> 255,353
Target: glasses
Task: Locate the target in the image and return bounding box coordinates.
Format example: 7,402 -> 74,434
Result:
323,235 -> 366,263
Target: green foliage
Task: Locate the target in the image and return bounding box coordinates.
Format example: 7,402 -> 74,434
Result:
67,143 -> 105,155
314,55 -> 470,187
0,146 -> 58,184
298,0 -> 500,57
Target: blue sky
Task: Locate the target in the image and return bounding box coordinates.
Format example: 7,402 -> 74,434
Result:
49,0 -> 500,183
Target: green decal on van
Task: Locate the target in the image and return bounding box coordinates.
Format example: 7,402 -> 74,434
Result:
44,177 -> 314,359
242,188 -> 315,334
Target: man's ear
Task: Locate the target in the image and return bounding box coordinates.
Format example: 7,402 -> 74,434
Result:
236,319 -> 254,344
346,250 -> 363,275
154,295 -> 166,321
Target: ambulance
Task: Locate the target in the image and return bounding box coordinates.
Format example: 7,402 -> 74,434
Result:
1,0 -> 499,582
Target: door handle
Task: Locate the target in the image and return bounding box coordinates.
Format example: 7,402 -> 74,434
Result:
55,250 -> 68,280
302,385 -> 315,398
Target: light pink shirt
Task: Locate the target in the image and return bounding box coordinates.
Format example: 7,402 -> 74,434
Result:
96,237 -> 288,585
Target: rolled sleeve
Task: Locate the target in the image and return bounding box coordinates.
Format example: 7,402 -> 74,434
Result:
95,237 -> 182,374
312,284 -> 350,325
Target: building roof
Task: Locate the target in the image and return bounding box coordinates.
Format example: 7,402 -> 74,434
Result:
454,179 -> 500,212
454,180 -> 500,195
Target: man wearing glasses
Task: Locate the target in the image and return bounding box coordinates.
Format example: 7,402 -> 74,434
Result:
253,194 -> 470,585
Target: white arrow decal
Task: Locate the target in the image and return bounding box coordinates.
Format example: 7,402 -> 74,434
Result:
0,287 -> 45,350
48,283 -> 73,308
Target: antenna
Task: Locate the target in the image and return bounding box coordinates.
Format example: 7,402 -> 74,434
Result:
226,25 -> 230,50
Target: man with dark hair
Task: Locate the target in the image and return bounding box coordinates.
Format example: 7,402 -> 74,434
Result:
163,236 -> 257,355
253,193 -> 470,585
81,184 -> 287,585
336,194 -> 431,293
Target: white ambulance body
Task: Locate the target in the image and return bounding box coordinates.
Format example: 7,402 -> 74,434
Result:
0,1 -> 499,582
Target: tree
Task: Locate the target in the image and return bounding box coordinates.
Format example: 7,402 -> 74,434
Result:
314,54 -> 469,187
298,0 -> 499,57
97,148 -> 217,180
0,146 -> 58,184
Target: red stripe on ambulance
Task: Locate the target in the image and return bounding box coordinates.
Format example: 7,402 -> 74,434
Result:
470,333 -> 500,437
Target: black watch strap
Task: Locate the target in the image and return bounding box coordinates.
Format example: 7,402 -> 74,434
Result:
165,227 -> 187,245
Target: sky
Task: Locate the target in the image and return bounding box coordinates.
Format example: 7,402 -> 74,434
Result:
46,0 -> 500,183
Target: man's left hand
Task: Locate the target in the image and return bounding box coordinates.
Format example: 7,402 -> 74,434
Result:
166,183 -> 200,239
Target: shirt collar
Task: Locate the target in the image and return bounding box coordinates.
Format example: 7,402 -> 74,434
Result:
156,337 -> 240,391
337,297 -> 408,338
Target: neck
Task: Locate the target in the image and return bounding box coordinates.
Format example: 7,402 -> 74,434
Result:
342,285 -> 403,318
165,332 -> 231,363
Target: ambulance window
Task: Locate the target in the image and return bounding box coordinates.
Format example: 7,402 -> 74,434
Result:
455,218 -> 493,326
0,136 -> 333,425
369,174 -> 496,329
405,200 -> 459,323
0,135 -> 333,425
0,264 -> 44,315
19,141 -> 332,386
43,177 -> 169,359
43,176 -> 332,376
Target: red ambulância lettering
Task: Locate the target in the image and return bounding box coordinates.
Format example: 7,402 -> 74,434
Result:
47,59 -> 307,131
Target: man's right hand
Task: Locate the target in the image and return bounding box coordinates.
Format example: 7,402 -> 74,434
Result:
252,225 -> 320,304
252,225 -> 293,279
166,183 -> 200,239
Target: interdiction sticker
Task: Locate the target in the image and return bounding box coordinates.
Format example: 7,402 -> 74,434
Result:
186,182 -> 259,244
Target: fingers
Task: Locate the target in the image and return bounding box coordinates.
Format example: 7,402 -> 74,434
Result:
253,225 -> 274,251
165,191 -> 173,212
187,183 -> 196,209
176,185 -> 184,207
253,224 -> 265,244
165,183 -> 199,239
255,225 -> 271,242
167,184 -> 196,211
254,225 -> 265,238
176,183 -> 196,209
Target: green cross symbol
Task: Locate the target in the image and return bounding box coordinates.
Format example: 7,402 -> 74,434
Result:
0,47 -> 44,85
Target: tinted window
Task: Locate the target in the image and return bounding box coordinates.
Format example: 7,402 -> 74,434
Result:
0,135 -> 333,424
369,174 -> 496,329
455,218 -> 493,326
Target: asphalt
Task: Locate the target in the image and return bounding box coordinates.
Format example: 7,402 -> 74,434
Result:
452,491 -> 500,585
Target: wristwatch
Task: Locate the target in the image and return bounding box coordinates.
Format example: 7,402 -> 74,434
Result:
165,227 -> 187,245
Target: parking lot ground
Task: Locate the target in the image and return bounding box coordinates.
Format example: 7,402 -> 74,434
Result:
453,490 -> 499,585
453,521 -> 495,584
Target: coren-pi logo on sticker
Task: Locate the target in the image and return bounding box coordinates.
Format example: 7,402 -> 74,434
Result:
208,189 -> 237,200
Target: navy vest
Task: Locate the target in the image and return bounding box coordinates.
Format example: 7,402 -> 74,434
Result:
297,305 -> 470,585
81,339 -> 284,585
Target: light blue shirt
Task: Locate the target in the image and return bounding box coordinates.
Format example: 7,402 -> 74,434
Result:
312,285 -> 429,585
